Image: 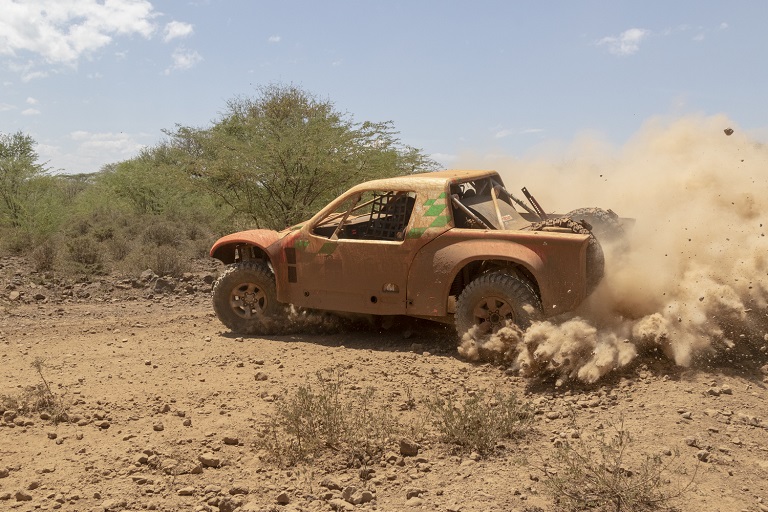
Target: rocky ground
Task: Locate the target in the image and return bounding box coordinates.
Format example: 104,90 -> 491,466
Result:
1,255 -> 768,512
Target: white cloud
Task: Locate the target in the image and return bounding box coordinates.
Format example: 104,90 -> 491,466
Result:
268,35 -> 281,43
70,130 -> 148,162
21,70 -> 49,82
26,97 -> 38,104
0,0 -> 157,65
495,128 -> 544,139
0,103 -> 15,111
164,47 -> 203,74
35,131 -> 150,172
163,21 -> 194,42
21,108 -> 41,115
597,28 -> 650,56
8,60 -> 50,81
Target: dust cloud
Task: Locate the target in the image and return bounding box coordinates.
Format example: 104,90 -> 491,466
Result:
458,115 -> 768,383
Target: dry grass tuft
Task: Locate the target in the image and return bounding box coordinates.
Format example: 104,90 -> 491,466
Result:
542,419 -> 696,512
427,390 -> 534,456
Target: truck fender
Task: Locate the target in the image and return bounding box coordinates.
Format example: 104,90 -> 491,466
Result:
406,239 -> 545,317
209,229 -> 283,264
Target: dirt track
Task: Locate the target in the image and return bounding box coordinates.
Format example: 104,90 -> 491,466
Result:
1,258 -> 768,512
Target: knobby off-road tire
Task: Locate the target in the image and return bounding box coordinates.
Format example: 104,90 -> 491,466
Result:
455,272 -> 543,337
212,261 -> 284,334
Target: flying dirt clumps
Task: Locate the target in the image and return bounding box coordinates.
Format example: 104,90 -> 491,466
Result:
459,319 -> 637,384
458,323 -> 523,363
459,114 -> 768,383
518,319 -> 637,384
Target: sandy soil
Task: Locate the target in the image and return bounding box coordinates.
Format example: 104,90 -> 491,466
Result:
1,256 -> 767,512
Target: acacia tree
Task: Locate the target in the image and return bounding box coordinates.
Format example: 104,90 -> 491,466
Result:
97,147 -> 194,216
0,131 -> 48,227
167,84 -> 439,229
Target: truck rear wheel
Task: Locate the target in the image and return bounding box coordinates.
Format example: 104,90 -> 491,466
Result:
212,261 -> 284,334
455,272 -> 542,337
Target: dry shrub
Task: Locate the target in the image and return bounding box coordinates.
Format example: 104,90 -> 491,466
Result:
92,225 -> 115,242
1,229 -> 27,254
66,236 -> 103,267
259,369 -> 399,467
30,238 -> 58,272
542,420 -> 696,512
1,357 -> 69,423
107,235 -> 132,262
185,223 -> 209,242
189,236 -> 215,259
142,222 -> 181,247
122,245 -> 190,278
427,390 -> 534,456
0,383 -> 66,420
145,246 -> 190,277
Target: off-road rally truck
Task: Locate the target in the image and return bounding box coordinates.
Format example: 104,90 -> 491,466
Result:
209,170 -> 624,337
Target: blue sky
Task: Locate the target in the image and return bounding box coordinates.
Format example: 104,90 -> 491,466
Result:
1,0 -> 766,174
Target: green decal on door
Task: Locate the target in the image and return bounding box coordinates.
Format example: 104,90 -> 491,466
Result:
318,242 -> 338,255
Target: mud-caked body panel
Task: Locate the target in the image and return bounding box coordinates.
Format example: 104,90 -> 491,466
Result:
209,229 -> 286,265
273,178 -> 459,314
406,229 -> 590,318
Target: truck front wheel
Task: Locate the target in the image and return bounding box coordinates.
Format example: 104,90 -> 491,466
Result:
455,273 -> 542,337
212,261 -> 284,334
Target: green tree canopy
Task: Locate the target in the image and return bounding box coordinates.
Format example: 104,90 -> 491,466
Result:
0,131 -> 48,227
166,84 -> 439,229
96,146 -> 196,216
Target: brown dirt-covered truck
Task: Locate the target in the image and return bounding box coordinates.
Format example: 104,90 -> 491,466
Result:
209,170 -> 624,337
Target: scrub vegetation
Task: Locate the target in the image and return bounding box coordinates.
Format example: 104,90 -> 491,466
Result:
0,84 -> 438,277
